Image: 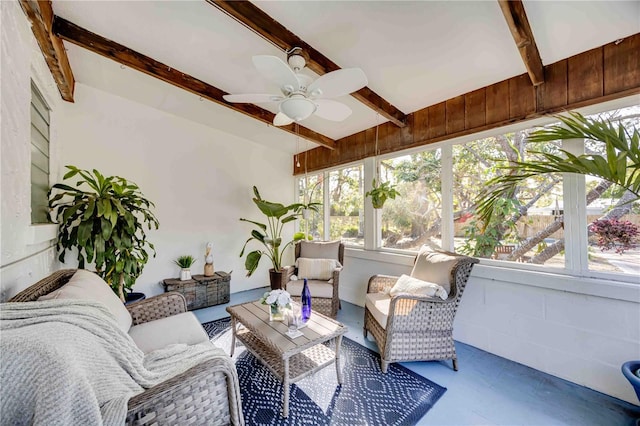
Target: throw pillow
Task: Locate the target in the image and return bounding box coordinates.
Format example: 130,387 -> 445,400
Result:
410,245 -> 460,294
297,258 -> 339,281
389,274 -> 448,300
39,269 -> 132,332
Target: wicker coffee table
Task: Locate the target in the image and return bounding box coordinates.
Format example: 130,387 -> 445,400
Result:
226,301 -> 347,417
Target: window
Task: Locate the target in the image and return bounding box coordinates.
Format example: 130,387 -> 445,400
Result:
584,107 -> 640,276
30,82 -> 51,224
379,150 -> 442,250
295,100 -> 638,282
329,165 -> 364,246
297,173 -> 325,240
453,130 -> 565,267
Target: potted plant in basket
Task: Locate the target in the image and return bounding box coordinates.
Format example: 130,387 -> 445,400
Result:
365,178 -> 400,209
174,255 -> 197,281
240,186 -> 306,289
49,166 -> 159,302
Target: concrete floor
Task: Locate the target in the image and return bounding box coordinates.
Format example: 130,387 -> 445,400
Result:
194,288 -> 640,426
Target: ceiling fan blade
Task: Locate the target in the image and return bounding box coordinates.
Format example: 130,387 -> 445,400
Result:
252,55 -> 300,93
314,99 -> 352,122
308,68 -> 368,99
223,93 -> 283,103
273,112 -> 294,126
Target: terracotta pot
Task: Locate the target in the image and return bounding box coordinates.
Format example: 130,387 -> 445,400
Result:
269,268 -> 284,290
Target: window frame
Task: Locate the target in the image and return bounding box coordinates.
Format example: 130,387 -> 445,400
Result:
294,95 -> 640,285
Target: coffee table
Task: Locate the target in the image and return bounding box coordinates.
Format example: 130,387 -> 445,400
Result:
226,301 -> 347,417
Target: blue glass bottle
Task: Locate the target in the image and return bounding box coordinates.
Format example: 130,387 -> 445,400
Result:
301,278 -> 312,322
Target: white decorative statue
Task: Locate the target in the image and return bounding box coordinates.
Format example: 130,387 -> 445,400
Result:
204,242 -> 214,276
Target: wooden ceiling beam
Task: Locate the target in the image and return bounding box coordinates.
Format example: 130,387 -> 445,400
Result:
208,0 -> 408,128
498,0 -> 545,86
51,17 -> 335,150
19,1 -> 75,101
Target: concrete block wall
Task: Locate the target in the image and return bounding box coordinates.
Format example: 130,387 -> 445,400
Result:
341,250 -> 640,404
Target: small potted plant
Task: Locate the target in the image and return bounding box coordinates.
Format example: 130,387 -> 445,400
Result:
365,178 -> 400,209
174,255 -> 197,281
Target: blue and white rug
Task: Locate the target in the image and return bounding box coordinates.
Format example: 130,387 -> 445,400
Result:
203,317 -> 446,426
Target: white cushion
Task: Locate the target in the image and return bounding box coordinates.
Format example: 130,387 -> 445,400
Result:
410,245 -> 460,294
297,258 -> 339,280
365,293 -> 391,329
390,274 -> 448,300
286,279 -> 335,298
128,312 -> 209,354
39,269 -> 132,332
299,241 -> 340,260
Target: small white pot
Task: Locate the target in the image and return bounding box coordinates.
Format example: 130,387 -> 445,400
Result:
180,268 -> 191,281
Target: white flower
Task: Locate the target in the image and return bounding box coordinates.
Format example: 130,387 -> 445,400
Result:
263,289 -> 291,307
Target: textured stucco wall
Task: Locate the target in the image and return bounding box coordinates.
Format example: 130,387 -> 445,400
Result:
1,0 -> 60,300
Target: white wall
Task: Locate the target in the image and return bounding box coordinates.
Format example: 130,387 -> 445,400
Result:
340,249 -> 640,405
56,83 -> 295,296
0,1 -> 61,300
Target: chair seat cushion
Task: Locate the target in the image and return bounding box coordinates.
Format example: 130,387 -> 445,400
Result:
390,274 -> 448,300
365,292 -> 391,329
39,269 -> 132,333
287,279 -> 334,299
128,312 -> 209,354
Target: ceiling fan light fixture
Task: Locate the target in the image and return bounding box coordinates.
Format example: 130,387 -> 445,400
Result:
280,96 -> 317,122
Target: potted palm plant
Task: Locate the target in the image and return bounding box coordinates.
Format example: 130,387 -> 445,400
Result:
174,255 -> 197,281
49,166 -> 159,302
240,186 -> 306,289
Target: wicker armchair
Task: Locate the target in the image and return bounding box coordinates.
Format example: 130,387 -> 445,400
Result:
283,241 -> 344,318
9,269 -> 244,426
363,248 -> 479,373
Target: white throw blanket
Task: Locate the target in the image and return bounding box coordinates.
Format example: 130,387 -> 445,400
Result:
0,299 -> 229,426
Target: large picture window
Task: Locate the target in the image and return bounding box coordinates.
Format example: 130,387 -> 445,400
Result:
453,131 -> 565,267
379,150 -> 442,251
294,101 -> 638,282
297,173 -> 325,240
329,165 -> 364,247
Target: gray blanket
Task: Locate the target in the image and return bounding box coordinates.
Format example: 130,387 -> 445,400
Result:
0,299 -> 228,425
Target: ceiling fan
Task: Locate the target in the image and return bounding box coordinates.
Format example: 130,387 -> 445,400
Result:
223,48 -> 368,126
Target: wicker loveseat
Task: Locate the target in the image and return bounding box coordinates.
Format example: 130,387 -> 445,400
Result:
364,247 -> 479,373
8,269 -> 244,426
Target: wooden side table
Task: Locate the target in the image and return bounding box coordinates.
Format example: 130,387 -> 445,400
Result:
163,271 -> 230,310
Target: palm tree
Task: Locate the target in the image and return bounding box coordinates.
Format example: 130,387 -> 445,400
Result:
477,112 -> 640,230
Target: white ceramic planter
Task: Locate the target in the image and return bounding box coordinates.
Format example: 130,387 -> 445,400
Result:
180,268 -> 191,281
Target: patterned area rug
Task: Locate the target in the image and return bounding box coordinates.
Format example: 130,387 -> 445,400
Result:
203,317 -> 446,426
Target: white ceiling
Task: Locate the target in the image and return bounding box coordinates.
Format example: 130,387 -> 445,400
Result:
53,1 -> 640,154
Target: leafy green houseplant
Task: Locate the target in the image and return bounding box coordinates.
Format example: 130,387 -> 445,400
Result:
240,186 -> 305,289
49,166 -> 159,302
366,178 -> 400,209
174,255 -> 197,281
477,112 -> 640,228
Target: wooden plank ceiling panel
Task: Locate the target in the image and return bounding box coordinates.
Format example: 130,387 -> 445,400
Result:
296,33 -> 640,174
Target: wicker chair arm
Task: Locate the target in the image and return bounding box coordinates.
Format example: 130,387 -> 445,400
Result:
127,292 -> 187,326
367,275 -> 399,294
387,294 -> 456,332
126,356 -> 244,425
